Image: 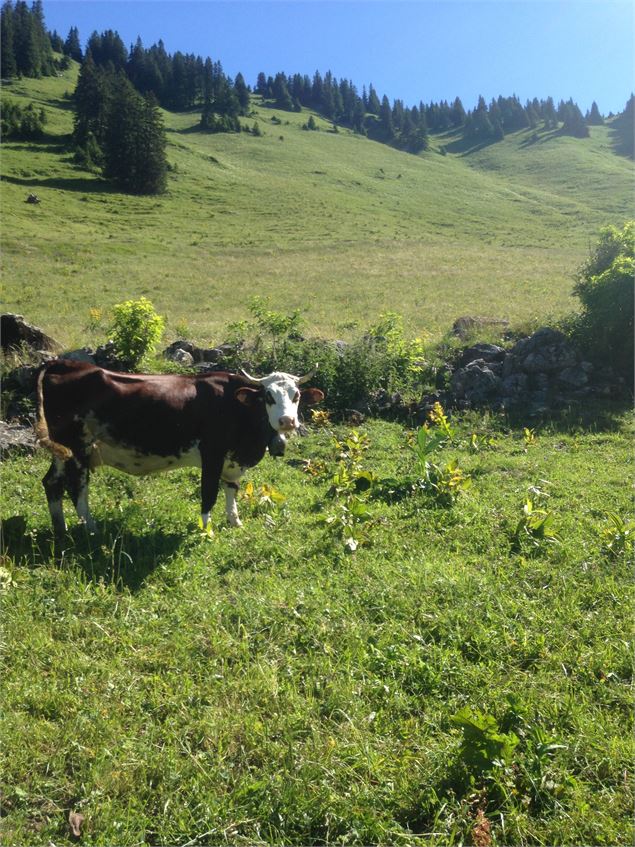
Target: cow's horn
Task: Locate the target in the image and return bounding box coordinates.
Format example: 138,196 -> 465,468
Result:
240,368 -> 265,384
297,364 -> 318,385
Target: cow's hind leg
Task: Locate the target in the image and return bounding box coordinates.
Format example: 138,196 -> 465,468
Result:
43,458 -> 68,536
66,458 -> 96,532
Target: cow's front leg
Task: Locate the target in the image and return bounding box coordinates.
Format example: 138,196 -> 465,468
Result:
223,481 -> 242,527
221,458 -> 244,527
200,452 -> 224,529
66,458 -> 96,532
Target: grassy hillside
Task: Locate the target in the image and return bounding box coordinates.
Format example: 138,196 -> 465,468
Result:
1,65 -> 633,345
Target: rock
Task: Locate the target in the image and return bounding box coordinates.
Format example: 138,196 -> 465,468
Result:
0,420 -> 37,458
163,340 -> 238,366
61,347 -> 96,363
451,360 -> 502,404
172,349 -> 194,366
452,316 -> 510,340
558,366 -> 589,389
1,314 -> 61,354
459,343 -> 505,367
163,340 -> 195,361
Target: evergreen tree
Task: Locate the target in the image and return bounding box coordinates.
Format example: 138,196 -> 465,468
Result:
63,25 -> 82,61
379,94 -> 394,139
72,52 -> 113,154
233,71 -> 250,113
255,71 -> 267,96
366,84 -> 380,115
450,96 -> 465,127
1,1 -> 17,78
49,29 -> 63,53
586,101 -> 604,125
272,71 -> 293,110
561,99 -> 589,137
102,73 -> 167,194
542,96 -> 558,129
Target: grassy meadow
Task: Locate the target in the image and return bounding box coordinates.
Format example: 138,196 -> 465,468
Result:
1,65 -> 634,846
1,65 -> 633,344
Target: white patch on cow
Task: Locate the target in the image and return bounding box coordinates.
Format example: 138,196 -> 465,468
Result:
89,440 -> 201,476
75,481 -> 96,531
201,511 -> 211,529
221,456 -> 244,526
224,484 -> 242,527
257,372 -> 302,434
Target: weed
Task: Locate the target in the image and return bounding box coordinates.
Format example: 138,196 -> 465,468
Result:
598,512 -> 635,561
511,493 -> 561,555
108,297 -> 165,368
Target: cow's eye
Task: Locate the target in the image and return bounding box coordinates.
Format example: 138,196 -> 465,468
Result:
293,391 -> 300,402
265,391 -> 275,405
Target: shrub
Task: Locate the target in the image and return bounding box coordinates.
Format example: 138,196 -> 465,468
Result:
108,297 -> 165,368
1,100 -> 47,140
572,221 -> 634,382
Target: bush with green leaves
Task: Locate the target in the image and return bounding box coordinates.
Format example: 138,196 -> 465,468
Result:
108,297 -> 165,368
224,303 -> 429,415
572,221 -> 634,381
1,100 -> 47,140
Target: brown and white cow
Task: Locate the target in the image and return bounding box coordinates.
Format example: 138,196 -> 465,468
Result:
35,359 -> 324,535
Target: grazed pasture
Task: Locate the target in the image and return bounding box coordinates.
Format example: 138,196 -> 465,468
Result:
0,67 -> 633,846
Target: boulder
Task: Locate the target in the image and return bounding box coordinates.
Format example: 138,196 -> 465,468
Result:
1,314 -> 61,354
0,421 -> 37,458
451,315 -> 510,340
451,360 -> 502,404
459,343 -> 505,367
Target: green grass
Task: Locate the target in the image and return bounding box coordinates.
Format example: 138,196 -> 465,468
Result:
1,66 -> 633,345
1,66 -> 634,846
1,412 -> 632,845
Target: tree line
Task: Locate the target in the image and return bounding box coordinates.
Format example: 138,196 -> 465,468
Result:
3,0 -> 632,194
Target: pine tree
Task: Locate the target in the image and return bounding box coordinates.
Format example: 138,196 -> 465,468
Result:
233,71 -> 250,113
450,96 -> 465,127
1,1 -> 17,78
63,25 -> 82,61
586,101 -> 604,125
367,84 -> 380,115
102,74 -> 167,194
379,94 -> 394,139
561,100 -> 589,138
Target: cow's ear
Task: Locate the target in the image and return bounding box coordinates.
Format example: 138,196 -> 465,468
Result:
235,387 -> 261,407
301,388 -> 325,406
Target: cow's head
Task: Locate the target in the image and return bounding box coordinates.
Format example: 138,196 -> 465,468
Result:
235,368 -> 324,434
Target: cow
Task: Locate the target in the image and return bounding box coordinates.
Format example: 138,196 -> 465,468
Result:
35,359 -> 324,535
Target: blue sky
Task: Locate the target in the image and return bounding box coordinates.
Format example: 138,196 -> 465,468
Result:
43,1 -> 633,114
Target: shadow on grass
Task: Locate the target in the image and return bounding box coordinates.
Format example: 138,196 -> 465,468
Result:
1,517 -> 184,591
2,172 -> 113,194
505,396 -> 633,434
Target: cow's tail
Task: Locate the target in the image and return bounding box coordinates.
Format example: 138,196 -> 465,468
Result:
35,365 -> 73,461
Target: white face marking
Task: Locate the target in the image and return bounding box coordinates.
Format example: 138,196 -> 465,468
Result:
259,372 -> 302,433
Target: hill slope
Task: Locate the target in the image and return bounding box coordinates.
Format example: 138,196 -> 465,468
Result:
1,66 -> 633,344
